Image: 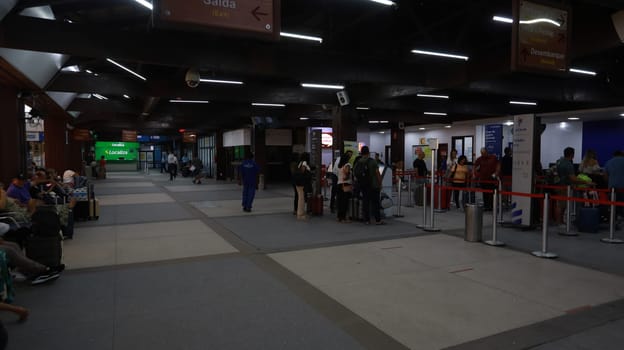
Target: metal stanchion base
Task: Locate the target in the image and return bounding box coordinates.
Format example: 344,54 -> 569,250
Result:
531,251 -> 558,258
601,238 -> 624,244
415,224 -> 426,228
484,240 -> 505,246
423,226 -> 441,232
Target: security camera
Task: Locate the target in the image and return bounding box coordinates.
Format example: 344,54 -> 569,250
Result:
185,68 -> 200,88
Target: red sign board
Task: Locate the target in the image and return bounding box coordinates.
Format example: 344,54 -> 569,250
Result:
512,0 -> 570,73
121,129 -> 138,142
157,0 -> 280,39
72,128 -> 91,141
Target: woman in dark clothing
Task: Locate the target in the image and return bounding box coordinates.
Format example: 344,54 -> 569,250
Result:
336,152 -> 353,222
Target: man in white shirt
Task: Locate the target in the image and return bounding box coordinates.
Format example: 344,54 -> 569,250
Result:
167,152 -> 178,181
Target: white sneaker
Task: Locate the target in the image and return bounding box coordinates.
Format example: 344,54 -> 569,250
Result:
11,271 -> 27,283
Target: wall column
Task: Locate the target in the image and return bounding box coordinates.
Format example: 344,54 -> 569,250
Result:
0,86 -> 23,184
390,128 -> 405,170
332,106 -> 358,157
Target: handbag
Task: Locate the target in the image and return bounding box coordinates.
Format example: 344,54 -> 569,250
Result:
190,165 -> 196,172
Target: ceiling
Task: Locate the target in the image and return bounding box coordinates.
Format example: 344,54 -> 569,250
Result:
1,0 -> 624,138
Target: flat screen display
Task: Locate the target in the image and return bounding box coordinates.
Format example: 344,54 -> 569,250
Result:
95,141 -> 139,161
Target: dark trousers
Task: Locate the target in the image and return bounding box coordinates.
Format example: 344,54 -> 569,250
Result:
337,186 -> 352,220
480,182 -> 496,209
242,183 -> 256,210
361,186 -> 381,223
292,184 -> 298,213
168,164 -> 177,181
328,173 -> 338,212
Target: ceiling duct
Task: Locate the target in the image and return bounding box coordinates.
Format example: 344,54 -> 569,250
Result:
0,0 -> 17,22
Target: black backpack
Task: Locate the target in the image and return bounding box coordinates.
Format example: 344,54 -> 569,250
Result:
354,158 -> 371,186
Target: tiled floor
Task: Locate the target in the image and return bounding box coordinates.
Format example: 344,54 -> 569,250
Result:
4,172 -> 624,350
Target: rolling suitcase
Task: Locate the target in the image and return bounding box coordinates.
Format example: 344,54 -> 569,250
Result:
89,199 -> 100,220
73,201 -> 90,221
577,207 -> 600,233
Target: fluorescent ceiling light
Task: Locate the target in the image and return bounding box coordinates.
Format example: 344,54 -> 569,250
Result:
444,125 -> 452,128
368,0 -> 396,5
419,127 -> 426,130
417,94 -> 449,99
492,15 -> 513,23
504,121 -> 514,126
200,79 -> 244,85
169,99 -> 210,104
280,32 -> 323,43
379,131 -> 385,134
106,58 -> 147,81
123,94 -> 131,99
61,65 -> 80,72
92,93 -> 108,100
134,0 -> 153,10
568,117 -> 580,120
509,100 -> 537,106
493,16 -> 560,26
369,120 -> 380,124
301,83 -> 345,90
424,112 -> 447,116
85,69 -> 93,74
569,68 -> 597,76
25,105 -> 32,113
356,107 -> 371,110
379,120 -> 389,123
299,117 -> 309,120
411,49 -> 469,61
620,113 -> 624,117
251,103 -> 285,107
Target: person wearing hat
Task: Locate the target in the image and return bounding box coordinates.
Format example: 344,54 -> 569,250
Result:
6,174 -> 36,213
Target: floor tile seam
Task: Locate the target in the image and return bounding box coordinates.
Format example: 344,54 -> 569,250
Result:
74,218 -> 206,231
63,252 -> 245,274
249,253 -> 412,350
256,232 -> 438,255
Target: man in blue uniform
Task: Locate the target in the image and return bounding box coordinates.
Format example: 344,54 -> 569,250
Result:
239,152 -> 260,212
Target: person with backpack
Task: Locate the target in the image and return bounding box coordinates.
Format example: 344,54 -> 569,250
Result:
294,153 -> 312,220
355,146 -> 385,225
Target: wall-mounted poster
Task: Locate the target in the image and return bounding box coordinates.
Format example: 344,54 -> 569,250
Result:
411,145 -> 432,169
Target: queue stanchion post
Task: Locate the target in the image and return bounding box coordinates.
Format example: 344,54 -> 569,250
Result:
559,185 -> 578,236
532,193 -> 558,258
485,188 -> 505,246
423,148 -> 441,232
434,173 -> 446,213
394,176 -> 404,218
416,182 -> 427,229
498,180 -> 504,224
601,188 -> 623,244
407,174 -> 414,207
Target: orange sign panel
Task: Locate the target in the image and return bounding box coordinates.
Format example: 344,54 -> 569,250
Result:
121,129 -> 138,142
158,0 -> 279,38
72,128 -> 90,141
513,0 -> 569,72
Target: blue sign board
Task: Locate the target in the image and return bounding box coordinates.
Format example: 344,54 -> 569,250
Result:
485,124 -> 503,159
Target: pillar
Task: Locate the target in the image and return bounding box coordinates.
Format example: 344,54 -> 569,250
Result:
331,106 -> 358,157
0,86 -> 24,184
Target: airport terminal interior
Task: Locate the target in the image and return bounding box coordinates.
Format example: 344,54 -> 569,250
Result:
2,0 -> 624,349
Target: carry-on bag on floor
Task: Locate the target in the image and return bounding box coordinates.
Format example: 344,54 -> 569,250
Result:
349,198 -> 362,221
308,195 -> 323,216
26,236 -> 62,268
61,209 -> 74,239
89,199 -> 100,220
73,200 -> 90,221
577,207 -> 600,233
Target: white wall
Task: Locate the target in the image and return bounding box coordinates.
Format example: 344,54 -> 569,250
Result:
404,124 -> 476,168
223,128 -> 251,147
540,121 -> 583,166
369,132 -> 390,162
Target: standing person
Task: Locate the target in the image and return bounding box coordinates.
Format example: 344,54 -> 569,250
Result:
501,147 -> 513,177
445,149 -> 458,206
167,151 -> 178,181
238,152 -> 260,212
295,153 -> 312,220
554,147 -> 590,226
356,146 -> 384,225
336,152 -> 353,223
191,156 -> 204,184
330,150 -> 353,214
450,155 -> 469,209
473,148 -> 499,210
161,154 -> 167,173
98,156 -> 106,179
289,153 -> 300,215
413,149 -> 428,180
604,150 -> 624,219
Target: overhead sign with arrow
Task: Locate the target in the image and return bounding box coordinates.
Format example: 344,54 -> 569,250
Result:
157,0 -> 280,40
512,0 -> 570,73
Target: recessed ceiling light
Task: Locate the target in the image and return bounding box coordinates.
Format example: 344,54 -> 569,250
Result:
134,0 -> 153,10
92,93 -> 108,100
419,127 -> 426,130
417,94 -> 449,99
569,68 -> 597,76
620,113 -> 624,117
356,107 -> 371,110
301,83 -> 345,90
444,125 -> 452,128
252,103 -> 286,107
424,112 -> 447,116
169,99 -> 210,104
106,58 -> 147,81
280,32 -> 323,43
379,131 -> 385,134
299,117 -> 309,120
411,49 -> 469,61
123,94 -> 131,99
568,117 -> 580,120
509,100 -> 537,106
85,69 -> 93,74
200,79 -> 244,85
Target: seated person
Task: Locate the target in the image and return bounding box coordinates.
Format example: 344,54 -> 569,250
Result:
29,170 -> 69,205
0,237 -> 63,285
6,174 -> 37,213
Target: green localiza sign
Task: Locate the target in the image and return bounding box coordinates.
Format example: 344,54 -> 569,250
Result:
95,141 -> 139,161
